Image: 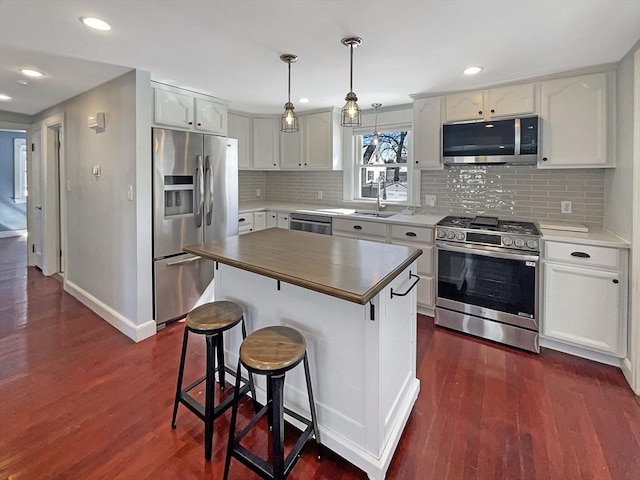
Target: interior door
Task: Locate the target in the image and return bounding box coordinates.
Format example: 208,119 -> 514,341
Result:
30,127 -> 43,269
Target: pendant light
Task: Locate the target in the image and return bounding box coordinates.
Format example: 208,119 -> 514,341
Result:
340,36 -> 362,127
371,103 -> 383,164
280,54 -> 298,133
371,103 -> 381,145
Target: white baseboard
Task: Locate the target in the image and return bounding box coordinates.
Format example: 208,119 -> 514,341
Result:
621,357 -> 638,394
0,229 -> 27,238
64,280 -> 156,342
540,337 -> 622,367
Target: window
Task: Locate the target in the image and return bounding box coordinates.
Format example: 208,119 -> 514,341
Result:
352,127 -> 411,204
13,138 -> 27,203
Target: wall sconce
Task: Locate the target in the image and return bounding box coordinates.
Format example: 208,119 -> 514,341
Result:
88,112 -> 105,130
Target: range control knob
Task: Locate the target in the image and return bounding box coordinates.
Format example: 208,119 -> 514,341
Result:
526,239 -> 538,249
502,236 -> 513,246
514,238 -> 525,248
437,229 -> 446,239
456,232 -> 465,240
447,230 -> 456,240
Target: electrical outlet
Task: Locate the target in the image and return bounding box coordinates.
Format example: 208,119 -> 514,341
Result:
561,201 -> 572,214
317,191 -> 323,200
424,194 -> 436,207
256,188 -> 261,197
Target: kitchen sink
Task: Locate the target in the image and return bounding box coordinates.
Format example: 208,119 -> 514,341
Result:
351,211 -> 395,218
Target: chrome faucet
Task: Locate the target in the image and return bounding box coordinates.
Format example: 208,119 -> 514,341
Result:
376,174 -> 386,211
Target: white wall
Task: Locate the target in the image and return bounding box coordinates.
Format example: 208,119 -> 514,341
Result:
35,70 -> 154,341
605,40 -> 639,240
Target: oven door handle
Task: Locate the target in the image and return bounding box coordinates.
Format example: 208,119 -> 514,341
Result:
436,241 -> 539,262
291,219 -> 331,227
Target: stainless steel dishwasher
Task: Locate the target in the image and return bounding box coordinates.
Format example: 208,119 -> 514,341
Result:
289,213 -> 332,235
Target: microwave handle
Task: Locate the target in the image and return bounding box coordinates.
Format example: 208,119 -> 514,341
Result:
514,118 -> 521,155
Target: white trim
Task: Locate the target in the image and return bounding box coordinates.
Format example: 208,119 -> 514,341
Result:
540,337 -> 622,367
64,280 -> 156,342
13,137 -> 27,202
628,48 -> 640,395
0,229 -> 27,239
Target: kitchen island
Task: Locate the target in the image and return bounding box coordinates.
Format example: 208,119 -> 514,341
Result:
185,228 -> 422,480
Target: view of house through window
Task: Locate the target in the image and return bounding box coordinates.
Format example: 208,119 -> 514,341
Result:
355,129 -> 409,203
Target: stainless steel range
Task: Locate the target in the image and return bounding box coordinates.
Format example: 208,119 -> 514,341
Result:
435,215 -> 541,353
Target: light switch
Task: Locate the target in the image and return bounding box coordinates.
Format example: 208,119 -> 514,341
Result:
127,185 -> 134,201
92,165 -> 101,177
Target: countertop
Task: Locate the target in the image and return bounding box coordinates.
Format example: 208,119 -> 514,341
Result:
240,202 -> 630,248
184,228 -> 422,304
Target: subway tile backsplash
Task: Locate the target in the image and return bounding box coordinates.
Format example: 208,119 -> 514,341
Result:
239,165 -> 605,227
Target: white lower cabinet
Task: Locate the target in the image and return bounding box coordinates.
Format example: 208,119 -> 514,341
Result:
266,211 -> 278,229
542,240 -> 627,357
238,213 -> 254,235
277,212 -> 289,229
332,218 -> 387,242
389,225 -> 435,310
253,212 -> 266,231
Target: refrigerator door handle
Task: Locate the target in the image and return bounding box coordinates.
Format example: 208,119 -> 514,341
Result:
166,256 -> 201,267
194,155 -> 204,227
205,155 -> 214,226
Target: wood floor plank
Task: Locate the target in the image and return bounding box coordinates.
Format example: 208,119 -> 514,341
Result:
1,235 -> 639,479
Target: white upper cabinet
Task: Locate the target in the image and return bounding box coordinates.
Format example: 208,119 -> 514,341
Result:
279,109 -> 342,170
194,98 -> 227,135
444,83 -> 536,122
539,72 -> 612,168
485,83 -> 536,118
279,129 -> 303,168
228,113 -> 252,169
444,91 -> 484,122
412,96 -> 443,169
252,117 -> 280,169
154,89 -> 193,129
153,84 -> 228,135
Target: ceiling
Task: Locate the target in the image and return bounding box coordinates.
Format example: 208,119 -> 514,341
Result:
1,0 -> 639,117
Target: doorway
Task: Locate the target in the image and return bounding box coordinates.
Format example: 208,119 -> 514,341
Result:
0,128 -> 28,238
28,114 -> 66,277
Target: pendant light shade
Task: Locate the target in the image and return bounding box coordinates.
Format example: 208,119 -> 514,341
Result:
340,36 -> 362,127
280,54 -> 298,133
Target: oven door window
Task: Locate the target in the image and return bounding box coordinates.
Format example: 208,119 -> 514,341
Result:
438,248 -> 536,317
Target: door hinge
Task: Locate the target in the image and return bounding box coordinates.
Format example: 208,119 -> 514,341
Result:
31,143 -> 34,152
32,244 -> 35,253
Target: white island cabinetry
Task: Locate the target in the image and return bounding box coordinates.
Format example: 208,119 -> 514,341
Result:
185,230 -> 421,480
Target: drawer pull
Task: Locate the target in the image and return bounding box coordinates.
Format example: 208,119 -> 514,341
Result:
613,279 -> 619,284
405,232 -> 417,237
571,251 -> 591,258
353,225 -> 363,230
239,217 -> 246,222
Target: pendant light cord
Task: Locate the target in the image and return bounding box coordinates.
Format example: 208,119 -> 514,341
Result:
288,61 -> 292,103
349,44 -> 354,93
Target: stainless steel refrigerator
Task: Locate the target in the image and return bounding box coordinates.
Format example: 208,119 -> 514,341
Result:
152,128 -> 238,327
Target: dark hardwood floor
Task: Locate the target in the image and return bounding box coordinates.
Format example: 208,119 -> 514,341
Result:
1,234 -> 639,480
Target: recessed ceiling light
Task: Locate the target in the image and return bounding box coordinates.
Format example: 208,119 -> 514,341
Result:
19,69 -> 44,78
0,94 -> 12,101
298,98 -> 310,104
463,66 -> 483,75
17,80 -> 29,85
80,16 -> 111,31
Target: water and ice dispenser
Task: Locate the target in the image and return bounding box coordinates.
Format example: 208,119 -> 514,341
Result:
163,175 -> 194,217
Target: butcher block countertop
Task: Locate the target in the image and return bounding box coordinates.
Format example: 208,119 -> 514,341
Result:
184,228 -> 422,305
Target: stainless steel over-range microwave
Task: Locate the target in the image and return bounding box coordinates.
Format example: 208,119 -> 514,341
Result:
442,115 -> 539,165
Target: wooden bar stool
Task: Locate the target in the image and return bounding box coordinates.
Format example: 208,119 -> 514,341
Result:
171,301 -> 256,460
223,325 -> 322,480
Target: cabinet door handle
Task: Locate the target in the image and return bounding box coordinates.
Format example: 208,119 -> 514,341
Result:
478,110 -> 483,115
390,272 -> 420,298
405,232 -> 417,237
490,109 -> 495,113
353,225 -> 363,230
188,121 -> 193,125
570,251 -> 591,258
239,218 -> 246,222
197,122 -> 202,126
613,279 -> 619,284
542,157 -> 548,162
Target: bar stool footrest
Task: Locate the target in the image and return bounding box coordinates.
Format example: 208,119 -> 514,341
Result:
178,367 -> 253,422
